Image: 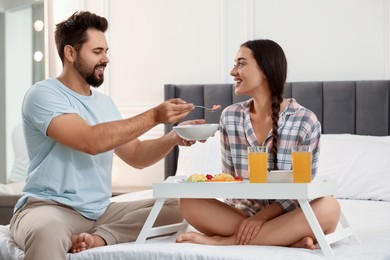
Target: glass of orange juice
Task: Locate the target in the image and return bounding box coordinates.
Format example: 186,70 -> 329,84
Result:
248,146 -> 268,183
291,145 -> 312,183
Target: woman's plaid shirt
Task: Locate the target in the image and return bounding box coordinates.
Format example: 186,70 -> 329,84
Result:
220,98 -> 321,216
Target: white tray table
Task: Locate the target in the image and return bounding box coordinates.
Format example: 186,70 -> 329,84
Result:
135,176 -> 359,257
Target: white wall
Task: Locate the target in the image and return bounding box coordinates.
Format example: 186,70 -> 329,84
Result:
252,0 -> 387,81
0,0 -> 42,11
45,0 -> 390,188
5,7 -> 32,180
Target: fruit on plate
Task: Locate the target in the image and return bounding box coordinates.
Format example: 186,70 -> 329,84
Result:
187,173 -> 243,182
212,173 -> 235,181
187,174 -> 208,182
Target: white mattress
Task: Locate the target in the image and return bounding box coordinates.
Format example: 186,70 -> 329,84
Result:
1,190 -> 390,260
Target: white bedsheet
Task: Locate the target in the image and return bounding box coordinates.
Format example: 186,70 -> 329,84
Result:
1,190 -> 389,260
0,182 -> 24,195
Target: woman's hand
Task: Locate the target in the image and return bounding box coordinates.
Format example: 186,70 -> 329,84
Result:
235,215 -> 266,245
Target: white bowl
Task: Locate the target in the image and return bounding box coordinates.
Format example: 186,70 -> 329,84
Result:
173,124 -> 219,141
267,170 -> 293,183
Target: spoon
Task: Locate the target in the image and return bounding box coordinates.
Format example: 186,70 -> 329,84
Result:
194,105 -> 222,112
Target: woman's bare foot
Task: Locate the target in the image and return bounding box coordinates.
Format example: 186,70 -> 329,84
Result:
289,236 -> 317,250
70,233 -> 106,253
176,231 -> 235,245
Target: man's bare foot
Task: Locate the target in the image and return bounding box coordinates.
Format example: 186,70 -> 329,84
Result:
176,231 -> 235,245
289,236 -> 317,250
70,233 -> 106,253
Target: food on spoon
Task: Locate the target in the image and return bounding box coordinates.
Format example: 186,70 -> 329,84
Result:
187,173 -> 242,182
212,105 -> 222,111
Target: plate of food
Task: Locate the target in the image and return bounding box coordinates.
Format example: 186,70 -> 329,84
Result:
186,173 -> 243,182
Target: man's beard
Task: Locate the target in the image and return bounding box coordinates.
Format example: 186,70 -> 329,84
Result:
74,56 -> 105,88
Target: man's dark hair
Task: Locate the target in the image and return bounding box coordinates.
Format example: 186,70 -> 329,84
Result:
55,11 -> 108,63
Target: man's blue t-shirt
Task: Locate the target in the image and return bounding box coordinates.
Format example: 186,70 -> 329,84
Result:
14,78 -> 122,220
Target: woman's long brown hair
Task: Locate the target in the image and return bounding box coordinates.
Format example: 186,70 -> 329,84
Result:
241,40 -> 287,170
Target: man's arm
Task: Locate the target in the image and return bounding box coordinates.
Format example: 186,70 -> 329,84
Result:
114,119 -> 205,169
46,99 -> 194,155
114,131 -> 177,169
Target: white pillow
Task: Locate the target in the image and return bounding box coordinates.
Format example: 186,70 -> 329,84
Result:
321,133 -> 390,145
318,135 -> 390,201
7,124 -> 29,183
175,131 -> 222,176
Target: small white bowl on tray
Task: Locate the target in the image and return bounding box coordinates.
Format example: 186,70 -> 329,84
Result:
173,123 -> 219,141
267,170 -> 293,183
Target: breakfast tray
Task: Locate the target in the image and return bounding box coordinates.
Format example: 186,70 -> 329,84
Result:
135,176 -> 360,257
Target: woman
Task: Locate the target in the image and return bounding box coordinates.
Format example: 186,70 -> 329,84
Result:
176,39 -> 340,249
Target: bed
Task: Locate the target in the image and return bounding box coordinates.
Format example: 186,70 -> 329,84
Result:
1,80 -> 390,259
0,124 -> 27,225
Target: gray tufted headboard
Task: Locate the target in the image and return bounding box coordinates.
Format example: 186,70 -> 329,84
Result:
164,81 -> 390,179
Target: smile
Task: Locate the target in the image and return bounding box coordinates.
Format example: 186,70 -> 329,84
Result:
95,66 -> 105,71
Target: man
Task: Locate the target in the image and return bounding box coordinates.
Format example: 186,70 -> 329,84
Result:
10,11 -> 199,260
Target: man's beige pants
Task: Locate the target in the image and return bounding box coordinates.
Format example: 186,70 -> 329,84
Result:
10,197 -> 182,260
